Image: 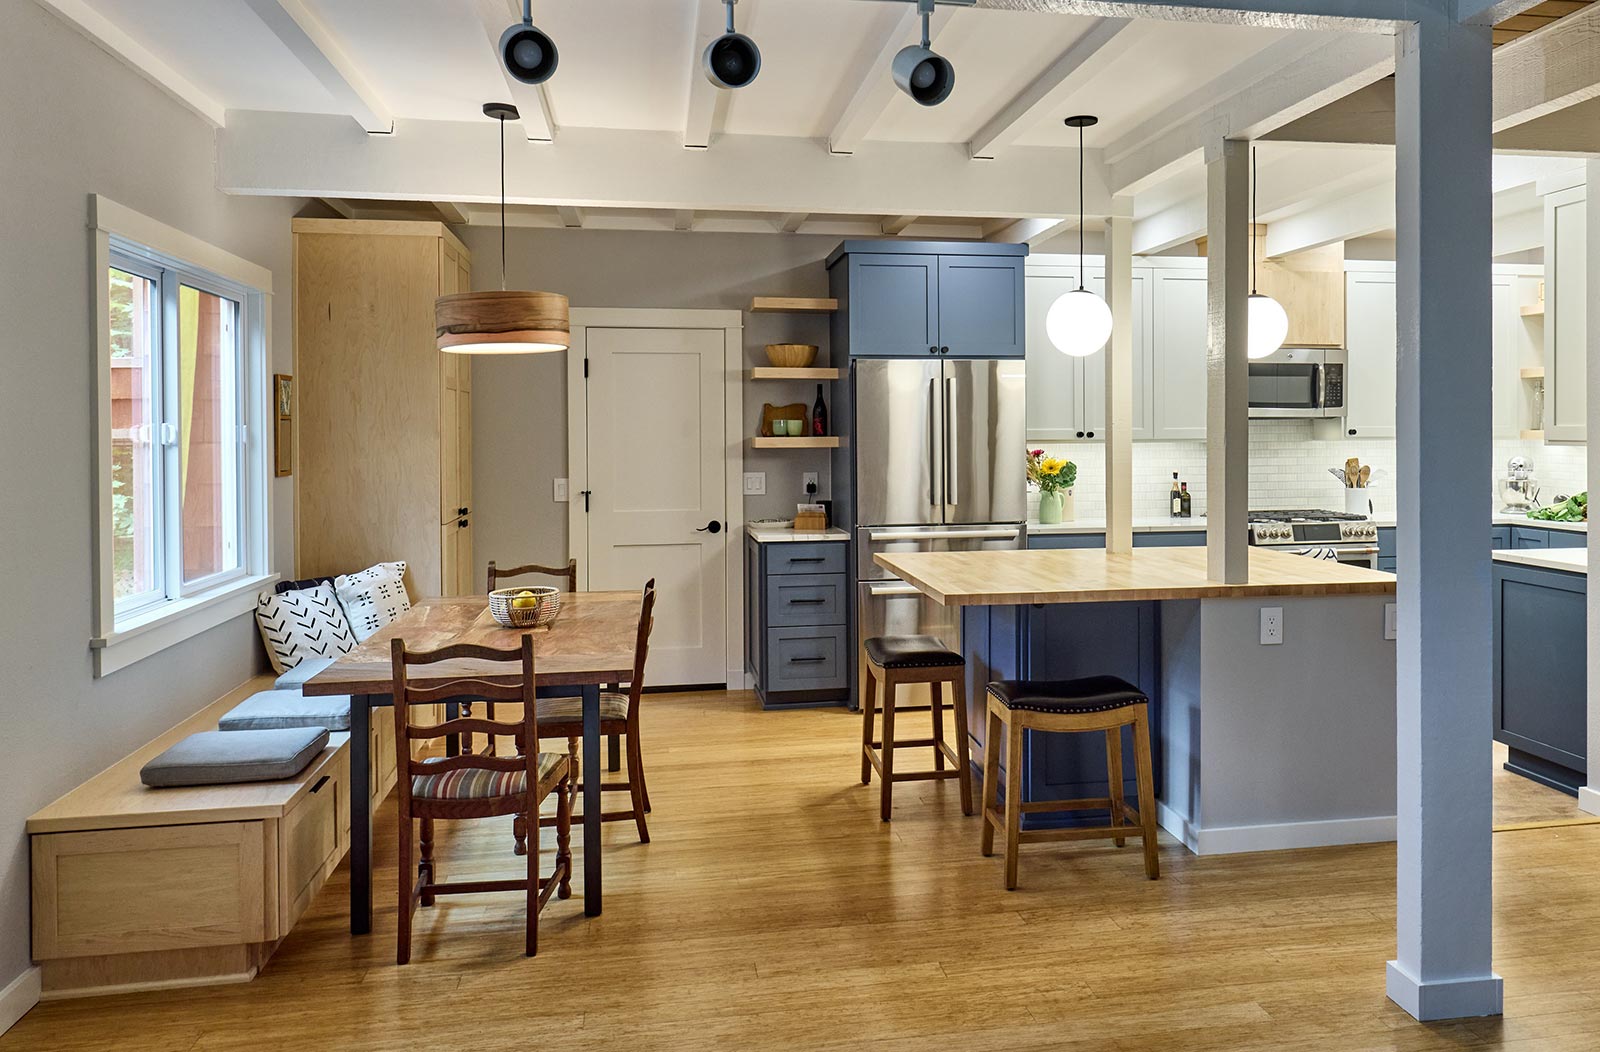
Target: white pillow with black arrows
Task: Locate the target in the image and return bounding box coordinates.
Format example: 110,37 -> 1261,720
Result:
256,583 -> 356,674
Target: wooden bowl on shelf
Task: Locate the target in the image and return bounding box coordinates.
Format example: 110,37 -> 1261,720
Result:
765,344 -> 818,368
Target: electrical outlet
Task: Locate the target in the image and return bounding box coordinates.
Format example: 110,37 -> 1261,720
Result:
553,477 -> 569,502
1259,606 -> 1283,645
801,471 -> 819,496
743,472 -> 766,495
1384,602 -> 1398,640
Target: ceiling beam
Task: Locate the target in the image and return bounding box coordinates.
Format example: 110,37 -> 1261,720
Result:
35,0 -> 226,126
1456,0 -> 1553,27
1262,181 -> 1392,257
777,212 -> 809,233
984,217 -> 1076,246
433,201 -> 469,224
556,206 -> 584,228
219,111 -> 1110,220
825,3 -> 957,155
317,197 -> 357,219
241,0 -> 392,133
880,215 -> 919,235
1494,1 -> 1600,131
674,209 -> 696,231
684,0 -> 733,149
476,0 -> 556,142
1104,32 -> 1393,194
968,0 -> 1400,33
967,18 -> 1140,159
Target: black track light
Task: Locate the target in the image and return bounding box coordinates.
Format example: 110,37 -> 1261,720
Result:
892,0 -> 954,107
702,0 -> 761,89
498,0 -> 558,85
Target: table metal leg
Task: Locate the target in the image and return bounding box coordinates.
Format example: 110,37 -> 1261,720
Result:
583,683 -> 602,916
350,693 -> 373,935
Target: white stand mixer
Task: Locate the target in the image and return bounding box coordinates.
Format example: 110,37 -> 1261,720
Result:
1499,456 -> 1540,512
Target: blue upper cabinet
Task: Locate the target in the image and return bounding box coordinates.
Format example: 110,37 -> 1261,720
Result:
828,240 -> 1027,358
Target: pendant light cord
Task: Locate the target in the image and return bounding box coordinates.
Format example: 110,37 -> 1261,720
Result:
1251,145 -> 1258,296
499,111 -> 507,293
1076,119 -> 1085,292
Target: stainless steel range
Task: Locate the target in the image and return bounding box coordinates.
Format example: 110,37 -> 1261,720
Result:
1248,509 -> 1380,568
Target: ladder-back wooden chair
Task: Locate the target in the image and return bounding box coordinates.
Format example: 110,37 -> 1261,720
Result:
390,635 -> 572,963
533,579 -> 657,844
471,559 -> 580,756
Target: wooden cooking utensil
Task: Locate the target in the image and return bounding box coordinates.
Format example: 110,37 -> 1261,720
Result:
1345,458 -> 1360,488
1357,465 -> 1371,489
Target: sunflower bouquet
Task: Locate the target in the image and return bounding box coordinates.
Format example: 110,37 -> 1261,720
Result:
1026,449 -> 1077,494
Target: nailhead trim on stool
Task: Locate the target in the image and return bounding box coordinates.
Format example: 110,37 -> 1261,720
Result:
987,676 -> 1146,714
864,634 -> 965,669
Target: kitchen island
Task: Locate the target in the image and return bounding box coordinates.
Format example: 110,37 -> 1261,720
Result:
1493,546 -> 1587,794
876,546 -> 1399,854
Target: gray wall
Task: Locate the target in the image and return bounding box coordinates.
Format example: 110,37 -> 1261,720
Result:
460,226 -> 844,590
0,3 -> 303,997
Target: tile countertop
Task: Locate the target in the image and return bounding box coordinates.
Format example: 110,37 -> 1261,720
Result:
1028,516 -> 1205,536
747,524 -> 850,544
1492,548 -> 1587,575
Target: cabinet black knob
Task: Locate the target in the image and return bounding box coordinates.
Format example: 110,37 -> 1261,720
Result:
1086,431 -> 1095,438
939,346 -> 950,355
929,345 -> 938,354
1075,431 -> 1085,438
1348,429 -> 1357,436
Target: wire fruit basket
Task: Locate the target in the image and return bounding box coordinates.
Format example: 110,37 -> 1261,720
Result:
488,586 -> 561,628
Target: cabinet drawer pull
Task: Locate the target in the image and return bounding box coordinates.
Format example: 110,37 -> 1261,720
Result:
788,655 -> 826,664
310,775 -> 330,794
787,597 -> 826,605
786,557 -> 825,564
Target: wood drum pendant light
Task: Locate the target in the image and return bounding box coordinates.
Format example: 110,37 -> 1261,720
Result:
434,102 -> 569,355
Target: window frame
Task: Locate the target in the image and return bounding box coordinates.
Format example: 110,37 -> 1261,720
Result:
92,196 -> 279,676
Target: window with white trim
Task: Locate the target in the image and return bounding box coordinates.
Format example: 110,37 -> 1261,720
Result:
108,243 -> 252,624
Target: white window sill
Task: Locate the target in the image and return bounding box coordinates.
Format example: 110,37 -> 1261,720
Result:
92,573 -> 279,677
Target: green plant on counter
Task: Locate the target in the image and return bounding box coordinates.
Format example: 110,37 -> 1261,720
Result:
1026,449 -> 1077,493
1529,492 -> 1587,522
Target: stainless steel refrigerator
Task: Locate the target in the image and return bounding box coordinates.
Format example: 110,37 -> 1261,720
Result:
848,358 -> 1028,665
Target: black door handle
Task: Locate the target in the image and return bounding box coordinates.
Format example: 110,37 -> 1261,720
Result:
696,520 -> 723,534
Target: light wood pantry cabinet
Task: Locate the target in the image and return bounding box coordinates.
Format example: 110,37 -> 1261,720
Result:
293,219 -> 475,597
1543,184 -> 1586,442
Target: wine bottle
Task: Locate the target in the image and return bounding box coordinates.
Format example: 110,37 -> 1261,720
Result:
812,384 -> 828,436
1180,482 -> 1192,519
1170,472 -> 1182,518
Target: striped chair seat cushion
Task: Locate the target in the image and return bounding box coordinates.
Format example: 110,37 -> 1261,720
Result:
536,692 -> 630,725
411,752 -> 564,800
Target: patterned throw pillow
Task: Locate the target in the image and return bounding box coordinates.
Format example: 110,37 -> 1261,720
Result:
335,561 -> 412,643
256,583 -> 356,674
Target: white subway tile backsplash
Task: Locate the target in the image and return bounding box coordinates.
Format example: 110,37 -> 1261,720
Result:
1032,421 -> 1586,521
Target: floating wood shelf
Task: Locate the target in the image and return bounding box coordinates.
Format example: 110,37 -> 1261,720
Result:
1520,366 -> 1546,380
749,367 -> 840,381
750,296 -> 838,313
1520,304 -> 1546,317
1520,429 -> 1546,441
749,436 -> 840,449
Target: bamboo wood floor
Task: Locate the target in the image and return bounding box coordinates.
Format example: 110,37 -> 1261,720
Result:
8,691 -> 1600,1051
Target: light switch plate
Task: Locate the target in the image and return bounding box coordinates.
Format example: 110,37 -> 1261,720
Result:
553,477 -> 569,502
1384,602 -> 1397,640
1260,607 -> 1283,645
743,472 -> 766,495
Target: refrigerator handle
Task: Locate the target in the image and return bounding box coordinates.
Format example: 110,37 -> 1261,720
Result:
927,375 -> 940,508
945,375 -> 958,508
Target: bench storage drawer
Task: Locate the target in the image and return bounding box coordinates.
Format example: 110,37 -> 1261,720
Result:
281,749 -> 347,931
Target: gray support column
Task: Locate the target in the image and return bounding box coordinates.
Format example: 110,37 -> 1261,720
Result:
1585,158 -> 1600,818
1204,139 -> 1248,583
1105,200 -> 1135,555
1387,11 -> 1502,1022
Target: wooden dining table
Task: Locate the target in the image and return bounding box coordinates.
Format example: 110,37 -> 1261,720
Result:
304,591 -> 640,933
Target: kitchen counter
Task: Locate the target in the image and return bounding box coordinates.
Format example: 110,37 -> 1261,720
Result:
1027,516 -> 1205,536
1493,547 -> 1586,574
875,545 -> 1396,607
1367,512 -> 1587,534
746,524 -> 849,544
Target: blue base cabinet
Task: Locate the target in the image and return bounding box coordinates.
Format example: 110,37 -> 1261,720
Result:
1028,530 -> 1204,550
1493,560 -> 1587,794
745,536 -> 850,708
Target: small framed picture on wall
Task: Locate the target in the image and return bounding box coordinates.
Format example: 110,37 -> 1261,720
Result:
274,373 -> 294,477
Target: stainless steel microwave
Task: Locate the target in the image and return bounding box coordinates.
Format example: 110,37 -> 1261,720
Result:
1248,348 -> 1345,419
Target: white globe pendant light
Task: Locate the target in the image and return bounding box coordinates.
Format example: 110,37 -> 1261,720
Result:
1046,115 -> 1112,358
1245,145 -> 1287,360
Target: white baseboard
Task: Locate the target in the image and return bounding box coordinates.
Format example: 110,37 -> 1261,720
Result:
1579,786 -> 1600,816
1386,960 -> 1503,1021
1157,804 -> 1396,856
0,966 -> 40,1036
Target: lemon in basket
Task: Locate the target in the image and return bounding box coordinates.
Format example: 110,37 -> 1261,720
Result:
511,591 -> 539,609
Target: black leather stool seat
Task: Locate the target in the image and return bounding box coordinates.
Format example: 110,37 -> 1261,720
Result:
864,635 -> 965,669
987,676 -> 1146,714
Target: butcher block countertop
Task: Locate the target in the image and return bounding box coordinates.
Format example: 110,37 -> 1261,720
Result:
875,546 -> 1398,606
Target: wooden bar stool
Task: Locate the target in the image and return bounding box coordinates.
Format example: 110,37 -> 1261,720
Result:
980,676 -> 1159,889
859,635 -> 974,821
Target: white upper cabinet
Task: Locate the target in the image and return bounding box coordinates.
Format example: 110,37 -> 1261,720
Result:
1150,269 -> 1208,441
1344,269 -> 1397,439
1544,185 -> 1586,442
1023,263 -> 1151,442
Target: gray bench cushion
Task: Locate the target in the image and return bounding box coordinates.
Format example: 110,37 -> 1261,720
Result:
140,728 -> 329,788
273,655 -> 337,690
220,689 -> 351,732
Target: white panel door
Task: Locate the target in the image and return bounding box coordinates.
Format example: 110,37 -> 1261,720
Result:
1151,270 -> 1208,441
584,327 -> 727,686
1023,268 -> 1086,440
1344,271 -> 1397,439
